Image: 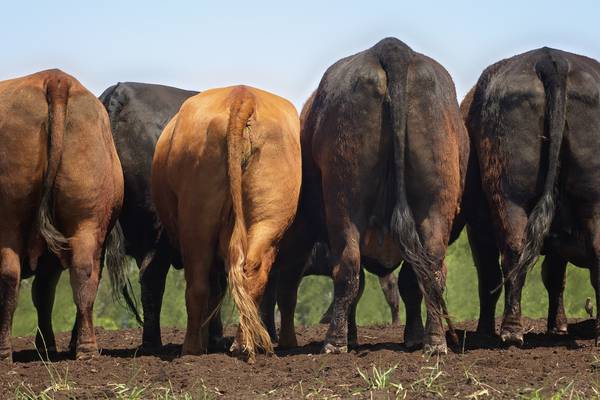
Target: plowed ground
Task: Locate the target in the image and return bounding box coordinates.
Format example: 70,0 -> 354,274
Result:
2,318 -> 600,399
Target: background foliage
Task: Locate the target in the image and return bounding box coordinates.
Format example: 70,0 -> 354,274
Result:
12,233 -> 595,337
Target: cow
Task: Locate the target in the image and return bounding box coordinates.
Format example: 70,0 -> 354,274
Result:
0,69 -> 127,361
152,85 -> 301,361
98,82 -> 222,350
272,37 -> 468,355
462,47 -> 600,345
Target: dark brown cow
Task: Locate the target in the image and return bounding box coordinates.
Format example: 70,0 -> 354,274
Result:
0,69 -> 126,361
463,48 -> 600,345
152,85 -> 301,361
273,37 -> 468,354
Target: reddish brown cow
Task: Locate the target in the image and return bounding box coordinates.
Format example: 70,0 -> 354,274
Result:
152,85 -> 301,360
0,69 -> 125,361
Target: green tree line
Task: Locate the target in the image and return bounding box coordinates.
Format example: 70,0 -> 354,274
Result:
12,233 -> 595,337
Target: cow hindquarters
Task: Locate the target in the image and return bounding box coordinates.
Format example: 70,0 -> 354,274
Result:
0,248 -> 21,362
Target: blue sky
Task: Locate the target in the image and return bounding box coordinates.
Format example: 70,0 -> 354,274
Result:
2,1 -> 599,108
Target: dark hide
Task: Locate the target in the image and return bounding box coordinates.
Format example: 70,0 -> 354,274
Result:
273,37 -> 467,354
463,47 -> 600,345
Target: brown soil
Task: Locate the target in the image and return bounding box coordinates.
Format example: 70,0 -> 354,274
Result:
2,319 -> 600,399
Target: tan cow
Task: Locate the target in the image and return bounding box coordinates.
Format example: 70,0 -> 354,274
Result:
152,85 -> 301,360
0,69 -> 125,362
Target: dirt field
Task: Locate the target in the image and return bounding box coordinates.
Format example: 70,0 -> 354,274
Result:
2,318 -> 600,399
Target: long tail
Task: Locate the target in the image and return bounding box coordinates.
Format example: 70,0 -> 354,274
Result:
39,76 -> 70,254
226,87 -> 273,358
513,49 -> 569,277
375,37 -> 454,337
104,221 -> 143,326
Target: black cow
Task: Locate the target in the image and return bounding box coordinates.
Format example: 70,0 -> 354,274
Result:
273,37 -> 468,355
462,47 -> 600,345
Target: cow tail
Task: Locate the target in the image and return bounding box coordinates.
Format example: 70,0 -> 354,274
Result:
97,83 -> 142,325
104,221 -> 143,325
377,38 -> 453,335
514,50 -> 569,277
39,76 -> 70,254
226,89 -> 273,358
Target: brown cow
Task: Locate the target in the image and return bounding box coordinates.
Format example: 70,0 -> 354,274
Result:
152,85 -> 301,360
0,69 -> 125,361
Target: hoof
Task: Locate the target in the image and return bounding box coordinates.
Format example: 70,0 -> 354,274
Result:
404,337 -> 423,350
404,324 -> 425,350
268,332 -> 279,343
140,341 -> 163,354
37,346 -> 57,360
141,338 -> 163,351
548,326 -> 568,336
500,330 -> 524,346
209,336 -> 231,353
423,343 -> 447,356
75,348 -> 98,361
322,342 -> 347,354
229,341 -> 255,363
0,348 -> 12,363
181,343 -> 208,356
277,335 -> 298,349
475,325 -> 497,337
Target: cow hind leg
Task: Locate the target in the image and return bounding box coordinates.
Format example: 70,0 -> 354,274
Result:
32,255 -> 61,357
0,248 -> 21,362
68,231 -> 102,359
541,254 -> 568,335
276,255 -> 308,349
379,272 -> 400,326
497,206 -> 529,346
260,266 -> 280,342
467,225 -> 502,336
208,259 -> 227,352
139,252 -> 170,350
579,214 -> 600,346
347,268 -> 365,348
323,225 -> 362,354
182,259 -> 212,356
398,262 -> 424,349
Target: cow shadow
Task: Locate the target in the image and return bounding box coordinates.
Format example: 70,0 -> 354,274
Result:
448,319 -> 595,353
